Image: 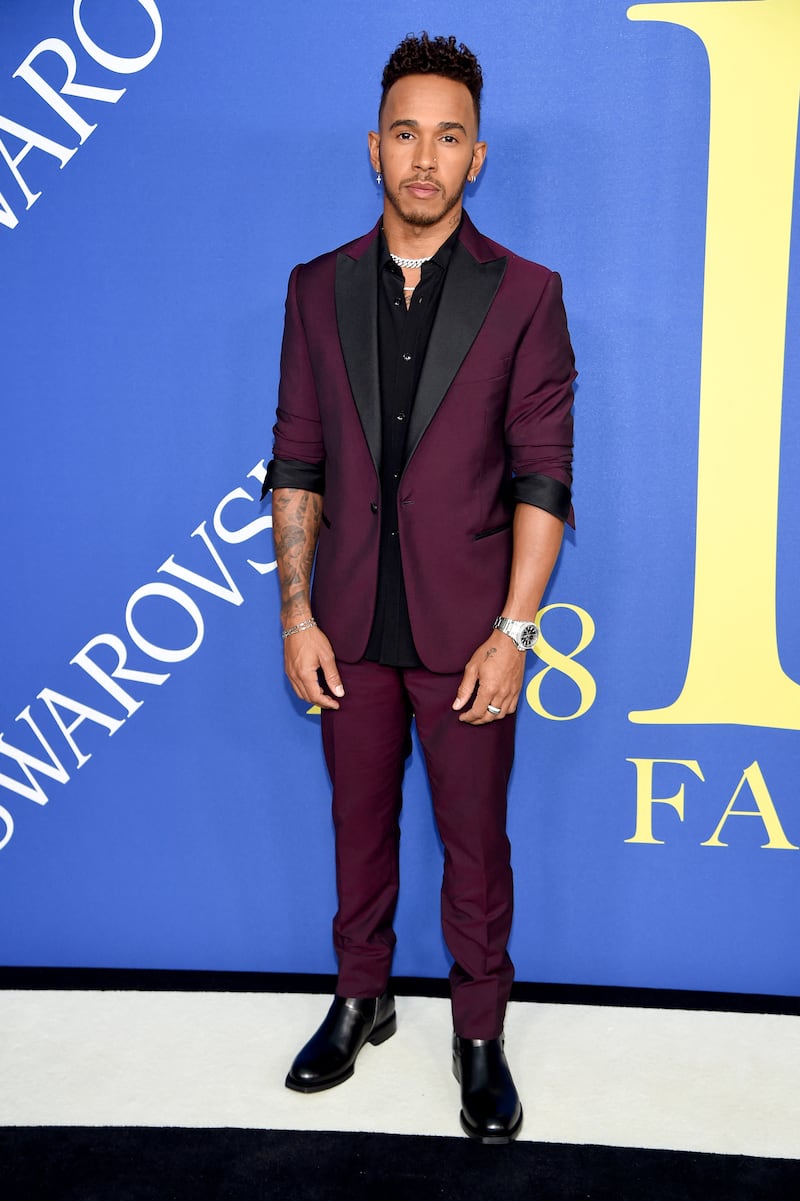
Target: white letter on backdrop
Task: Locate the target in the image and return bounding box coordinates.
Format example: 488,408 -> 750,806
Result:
73,0 -> 163,75
125,583 -> 205,663
14,39 -> 126,144
0,116 -> 77,209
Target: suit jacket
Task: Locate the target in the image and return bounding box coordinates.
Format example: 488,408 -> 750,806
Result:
267,212 -> 576,674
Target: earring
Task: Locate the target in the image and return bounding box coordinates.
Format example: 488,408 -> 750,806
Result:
376,172 -> 382,185
469,175 -> 476,183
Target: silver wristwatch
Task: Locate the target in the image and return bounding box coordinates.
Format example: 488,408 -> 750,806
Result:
493,616 -> 539,651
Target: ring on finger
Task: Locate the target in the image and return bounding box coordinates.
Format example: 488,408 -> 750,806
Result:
486,704 -> 502,716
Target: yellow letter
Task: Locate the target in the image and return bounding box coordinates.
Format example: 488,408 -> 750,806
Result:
701,760 -> 799,848
627,1 -> 800,728
625,757 -> 705,843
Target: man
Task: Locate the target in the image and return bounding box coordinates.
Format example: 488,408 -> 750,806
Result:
265,32 -> 575,1144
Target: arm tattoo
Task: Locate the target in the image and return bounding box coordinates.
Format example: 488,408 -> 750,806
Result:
484,647 -> 498,660
272,488 -> 322,624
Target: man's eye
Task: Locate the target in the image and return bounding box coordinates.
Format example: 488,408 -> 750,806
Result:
441,135 -> 457,143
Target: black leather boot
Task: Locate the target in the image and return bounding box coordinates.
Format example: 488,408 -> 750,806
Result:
452,1034 -> 523,1143
285,993 -> 396,1092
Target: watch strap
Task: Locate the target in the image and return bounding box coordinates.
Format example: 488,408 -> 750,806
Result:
493,616 -> 539,651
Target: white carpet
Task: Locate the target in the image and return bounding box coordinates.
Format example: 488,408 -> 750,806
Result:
1,991 -> 798,1159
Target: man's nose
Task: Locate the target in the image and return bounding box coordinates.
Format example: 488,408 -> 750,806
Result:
413,142 -> 437,171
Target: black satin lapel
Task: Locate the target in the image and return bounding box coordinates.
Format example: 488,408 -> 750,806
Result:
405,244 -> 507,465
335,242 -> 381,472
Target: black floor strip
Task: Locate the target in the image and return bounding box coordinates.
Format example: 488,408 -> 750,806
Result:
1,966 -> 799,1015
2,1127 -> 798,1201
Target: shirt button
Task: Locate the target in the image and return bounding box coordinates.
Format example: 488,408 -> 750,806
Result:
370,502 -> 378,514
393,298 -> 402,307
393,472 -> 400,479
396,412 -> 405,422
390,530 -> 398,537
402,352 -> 412,362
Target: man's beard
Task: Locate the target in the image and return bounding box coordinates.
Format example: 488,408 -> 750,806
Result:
382,173 -> 468,228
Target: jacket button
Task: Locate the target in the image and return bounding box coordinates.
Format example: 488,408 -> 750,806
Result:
370,502 -> 378,514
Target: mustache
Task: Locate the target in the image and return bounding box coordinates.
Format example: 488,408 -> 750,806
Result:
401,175 -> 442,189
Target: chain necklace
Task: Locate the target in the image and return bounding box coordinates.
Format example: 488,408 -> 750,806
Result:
390,252 -> 432,270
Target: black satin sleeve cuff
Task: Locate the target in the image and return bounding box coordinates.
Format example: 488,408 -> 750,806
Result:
261,458 -> 325,500
512,472 -> 572,522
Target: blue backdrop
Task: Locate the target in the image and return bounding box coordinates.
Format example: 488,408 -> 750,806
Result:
1,0 -> 798,994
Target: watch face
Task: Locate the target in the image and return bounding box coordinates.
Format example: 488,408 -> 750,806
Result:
520,625 -> 537,648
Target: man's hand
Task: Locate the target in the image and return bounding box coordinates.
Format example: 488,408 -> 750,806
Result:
452,630 -> 526,724
284,625 -> 345,710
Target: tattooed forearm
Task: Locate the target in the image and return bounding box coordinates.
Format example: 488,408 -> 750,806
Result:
272,488 -> 323,625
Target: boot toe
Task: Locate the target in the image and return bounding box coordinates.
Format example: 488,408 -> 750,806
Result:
459,1097 -> 523,1143
285,1055 -> 355,1093
284,994 -> 395,1093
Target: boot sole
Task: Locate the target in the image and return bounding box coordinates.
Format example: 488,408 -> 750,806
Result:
285,1011 -> 397,1093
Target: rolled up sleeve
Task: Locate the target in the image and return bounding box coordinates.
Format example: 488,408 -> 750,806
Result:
506,270 -> 577,526
262,457 -> 325,498
512,471 -> 572,521
262,264 -> 326,499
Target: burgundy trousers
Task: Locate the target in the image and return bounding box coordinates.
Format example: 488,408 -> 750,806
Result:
320,659 -> 517,1039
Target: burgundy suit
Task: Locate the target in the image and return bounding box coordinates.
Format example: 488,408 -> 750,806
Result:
269,213 -> 575,1037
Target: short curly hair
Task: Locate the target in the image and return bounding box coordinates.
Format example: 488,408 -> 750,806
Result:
380,32 -> 483,127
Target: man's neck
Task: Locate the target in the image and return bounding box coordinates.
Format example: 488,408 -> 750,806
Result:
381,206 -> 463,261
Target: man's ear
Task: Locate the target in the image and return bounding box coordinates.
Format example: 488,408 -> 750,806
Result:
471,140 -> 487,178
368,130 -> 381,174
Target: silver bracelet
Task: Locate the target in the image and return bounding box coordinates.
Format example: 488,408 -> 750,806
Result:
282,618 -> 317,640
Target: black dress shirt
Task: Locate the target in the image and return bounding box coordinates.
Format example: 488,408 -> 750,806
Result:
363,228 -> 458,667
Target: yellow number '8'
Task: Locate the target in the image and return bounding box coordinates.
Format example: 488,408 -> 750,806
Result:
526,603 -> 596,721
